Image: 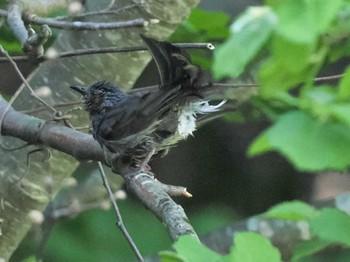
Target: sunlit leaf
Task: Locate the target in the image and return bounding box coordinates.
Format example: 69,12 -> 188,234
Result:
310,208 -> 350,247
213,6 -> 276,78
264,201 -> 319,220
225,232 -> 281,262
249,111 -> 350,171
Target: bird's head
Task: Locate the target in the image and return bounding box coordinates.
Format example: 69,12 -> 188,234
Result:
70,81 -> 125,115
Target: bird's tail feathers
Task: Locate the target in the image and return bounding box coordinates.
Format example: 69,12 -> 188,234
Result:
140,34 -> 200,89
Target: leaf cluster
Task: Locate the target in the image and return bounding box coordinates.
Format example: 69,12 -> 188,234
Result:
213,0 -> 350,171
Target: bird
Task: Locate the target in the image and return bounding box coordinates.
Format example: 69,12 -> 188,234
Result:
70,35 -> 225,172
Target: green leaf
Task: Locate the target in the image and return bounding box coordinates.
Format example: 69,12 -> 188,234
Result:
291,239 -> 331,262
275,0 -> 343,44
190,53 -> 212,70
173,235 -> 222,262
299,86 -> 337,119
310,208 -> 350,247
259,57 -> 311,97
248,131 -> 271,156
272,36 -> 314,73
265,0 -> 285,8
213,6 -> 276,78
171,8 -> 230,42
188,9 -> 230,39
159,251 -> 187,262
189,205 -> 237,235
22,256 -> 37,262
329,104 -> 350,126
301,86 -> 337,106
338,66 -> 350,99
226,232 -> 281,262
248,111 -> 350,171
264,201 -> 319,220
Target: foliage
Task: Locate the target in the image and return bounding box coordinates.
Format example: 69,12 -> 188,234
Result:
170,8 -> 230,43
213,0 -> 350,171
213,6 -> 277,78
265,201 -> 350,261
160,233 -> 281,262
6,1 -> 350,260
160,201 -> 350,261
170,9 -> 230,69
263,200 -> 319,220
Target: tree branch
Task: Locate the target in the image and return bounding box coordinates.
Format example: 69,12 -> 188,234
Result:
0,9 -> 158,30
26,15 -> 158,30
0,42 -> 214,63
6,4 -> 27,45
0,95 -> 103,162
124,171 -> 198,240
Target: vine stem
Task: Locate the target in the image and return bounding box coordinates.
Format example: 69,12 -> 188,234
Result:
97,161 -> 144,262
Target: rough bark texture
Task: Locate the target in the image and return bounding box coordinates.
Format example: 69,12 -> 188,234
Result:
0,0 -> 199,259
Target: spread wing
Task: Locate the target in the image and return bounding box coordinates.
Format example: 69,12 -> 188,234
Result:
96,36 -> 201,149
140,34 -> 200,88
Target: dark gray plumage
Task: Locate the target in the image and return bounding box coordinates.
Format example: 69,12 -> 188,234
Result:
70,35 -> 225,170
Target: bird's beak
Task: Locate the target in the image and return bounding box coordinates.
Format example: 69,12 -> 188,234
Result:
70,85 -> 86,95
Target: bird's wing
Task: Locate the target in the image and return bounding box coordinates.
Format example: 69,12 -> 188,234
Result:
98,37 -> 202,144
140,34 -> 198,88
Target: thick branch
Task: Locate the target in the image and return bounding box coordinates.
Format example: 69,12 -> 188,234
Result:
0,95 -> 103,162
6,4 -> 28,45
125,172 -> 198,240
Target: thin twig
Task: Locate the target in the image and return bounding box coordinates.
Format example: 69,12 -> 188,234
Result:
20,81 -> 254,115
314,73 -> 344,82
202,82 -> 259,88
0,9 -> 156,31
20,101 -> 81,114
0,45 -> 57,151
0,48 -> 34,142
0,46 -> 56,112
50,201 -> 110,219
0,40 -> 213,62
57,43 -> 214,59
0,43 -> 215,62
27,16 -> 157,30
0,42 -> 214,63
97,162 -> 144,262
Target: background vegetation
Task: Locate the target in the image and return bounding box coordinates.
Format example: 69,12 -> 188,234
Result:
2,0 -> 350,261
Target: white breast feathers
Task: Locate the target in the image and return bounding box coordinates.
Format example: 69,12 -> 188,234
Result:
177,100 -> 226,138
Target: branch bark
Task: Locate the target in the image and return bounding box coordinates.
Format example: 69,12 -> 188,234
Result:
0,96 -> 103,162
0,9 -> 157,30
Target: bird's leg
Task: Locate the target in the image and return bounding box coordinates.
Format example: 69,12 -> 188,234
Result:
139,147 -> 156,174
